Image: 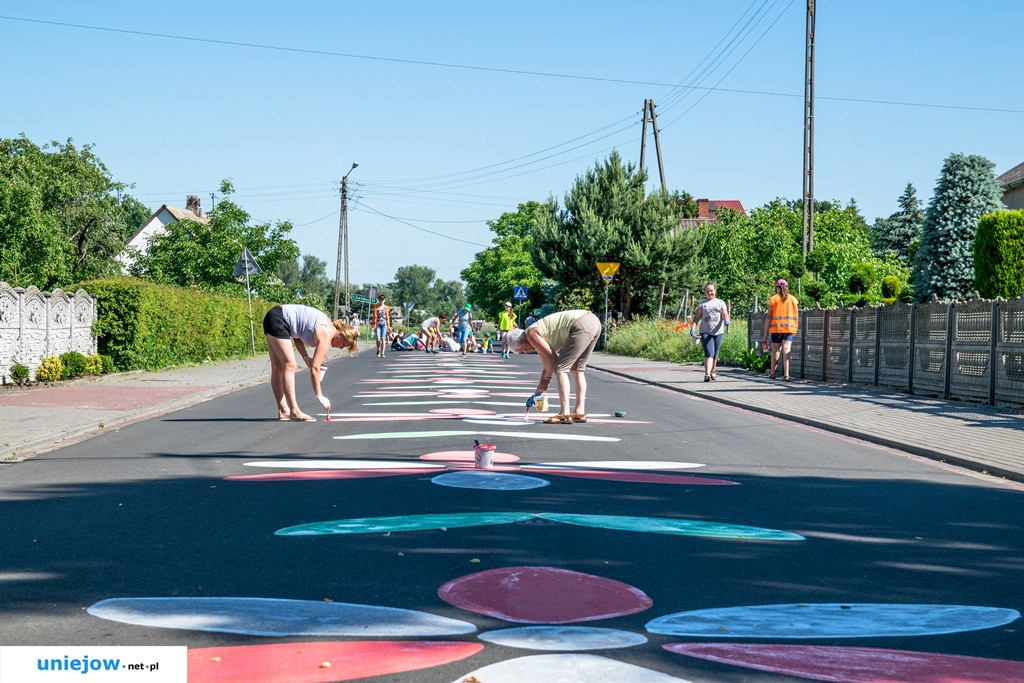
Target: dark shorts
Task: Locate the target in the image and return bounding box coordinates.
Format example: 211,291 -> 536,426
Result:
700,333 -> 723,358
771,333 -> 795,343
262,306 -> 291,339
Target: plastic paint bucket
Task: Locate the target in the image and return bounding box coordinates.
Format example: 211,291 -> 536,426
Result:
473,443 -> 496,468
319,366 -> 327,381
535,396 -> 549,412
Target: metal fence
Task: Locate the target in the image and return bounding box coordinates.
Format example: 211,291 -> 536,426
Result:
748,294 -> 1024,408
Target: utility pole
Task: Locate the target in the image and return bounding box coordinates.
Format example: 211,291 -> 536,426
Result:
639,99 -> 667,194
802,0 -> 816,258
333,162 -> 359,319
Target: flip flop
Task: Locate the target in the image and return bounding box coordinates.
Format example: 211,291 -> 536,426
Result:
291,415 -> 316,422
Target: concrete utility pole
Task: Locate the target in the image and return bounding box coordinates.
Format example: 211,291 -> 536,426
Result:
802,0 -> 816,258
640,99 -> 667,194
333,162 -> 359,320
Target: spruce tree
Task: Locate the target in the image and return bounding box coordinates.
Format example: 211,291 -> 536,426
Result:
871,183 -> 924,263
912,154 -> 1004,301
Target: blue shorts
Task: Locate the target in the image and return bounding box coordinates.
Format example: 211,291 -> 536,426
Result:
375,324 -> 388,339
771,333 -> 795,343
700,333 -> 723,359
457,327 -> 470,344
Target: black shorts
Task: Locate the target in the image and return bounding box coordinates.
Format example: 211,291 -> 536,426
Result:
263,306 -> 291,339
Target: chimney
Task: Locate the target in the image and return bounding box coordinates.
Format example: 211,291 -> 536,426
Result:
186,195 -> 203,217
697,198 -> 709,219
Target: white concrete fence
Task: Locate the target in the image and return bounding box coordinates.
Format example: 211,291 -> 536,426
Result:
0,282 -> 98,383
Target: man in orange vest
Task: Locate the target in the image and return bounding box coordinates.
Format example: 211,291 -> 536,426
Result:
762,279 -> 799,381
372,293 -> 391,358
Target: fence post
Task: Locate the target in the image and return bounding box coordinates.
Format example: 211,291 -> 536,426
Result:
943,301 -> 954,400
989,299 -> 999,406
848,308 -> 856,383
873,305 -> 882,386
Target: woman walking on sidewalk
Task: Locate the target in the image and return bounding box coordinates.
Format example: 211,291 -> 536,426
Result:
263,304 -> 358,421
692,282 -> 730,382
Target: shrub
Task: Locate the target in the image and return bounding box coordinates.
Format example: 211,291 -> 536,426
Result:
85,354 -> 104,375
100,354 -> 115,374
36,356 -> 64,382
974,209 -> 1024,299
848,262 -> 877,294
803,280 -> 827,303
840,293 -> 870,308
881,275 -> 902,298
80,277 -> 277,371
59,351 -> 88,379
10,363 -> 30,385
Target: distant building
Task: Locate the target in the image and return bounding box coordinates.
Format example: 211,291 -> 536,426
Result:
118,195 -> 209,270
998,161 -> 1024,211
672,198 -> 747,234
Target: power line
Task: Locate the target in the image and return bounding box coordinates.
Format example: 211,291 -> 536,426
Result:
3,14 -> 1020,115
355,202 -> 490,248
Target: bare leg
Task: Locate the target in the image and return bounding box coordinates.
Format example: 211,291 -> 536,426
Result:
571,369 -> 587,414
555,371 -> 571,417
266,336 -> 313,421
782,340 -> 793,378
770,343 -> 781,377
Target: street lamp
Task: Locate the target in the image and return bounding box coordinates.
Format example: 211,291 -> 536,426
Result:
333,162 -> 359,319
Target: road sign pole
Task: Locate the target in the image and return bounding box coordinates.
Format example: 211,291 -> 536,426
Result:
602,283 -> 609,349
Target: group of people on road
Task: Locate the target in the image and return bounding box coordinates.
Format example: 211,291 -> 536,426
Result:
263,277 -> 799,424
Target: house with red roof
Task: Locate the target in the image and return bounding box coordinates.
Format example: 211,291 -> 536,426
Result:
672,198 -> 746,234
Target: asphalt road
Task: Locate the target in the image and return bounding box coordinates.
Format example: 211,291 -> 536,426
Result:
1,351 -> 1022,682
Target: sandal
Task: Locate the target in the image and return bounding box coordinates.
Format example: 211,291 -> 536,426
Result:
783,376 -> 792,382
544,414 -> 573,424
704,374 -> 711,382
569,412 -> 587,423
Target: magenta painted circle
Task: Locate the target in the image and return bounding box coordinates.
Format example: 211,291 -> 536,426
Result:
439,566 -> 653,624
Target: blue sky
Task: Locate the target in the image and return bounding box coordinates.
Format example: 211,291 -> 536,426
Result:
2,2 -> 1022,287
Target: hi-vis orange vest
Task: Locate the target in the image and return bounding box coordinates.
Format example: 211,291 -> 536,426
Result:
767,294 -> 799,334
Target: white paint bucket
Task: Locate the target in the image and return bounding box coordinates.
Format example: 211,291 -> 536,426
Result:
319,366 -> 327,381
474,443 -> 496,468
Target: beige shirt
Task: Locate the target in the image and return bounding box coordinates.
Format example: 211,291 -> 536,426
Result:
528,310 -> 590,352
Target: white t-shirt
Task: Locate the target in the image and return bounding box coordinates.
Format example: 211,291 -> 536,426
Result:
697,298 -> 728,336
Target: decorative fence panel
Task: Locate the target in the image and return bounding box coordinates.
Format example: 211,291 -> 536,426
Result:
877,304 -> 911,390
0,283 -> 97,383
748,295 -> 1024,408
851,307 -> 876,384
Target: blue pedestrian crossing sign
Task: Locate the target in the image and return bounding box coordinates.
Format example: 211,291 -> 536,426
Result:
513,285 -> 528,301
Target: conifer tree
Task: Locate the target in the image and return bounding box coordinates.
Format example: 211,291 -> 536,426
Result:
871,183 -> 924,264
912,154 -> 1004,301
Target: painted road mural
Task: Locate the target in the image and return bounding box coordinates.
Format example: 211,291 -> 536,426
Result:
82,353 -> 1023,682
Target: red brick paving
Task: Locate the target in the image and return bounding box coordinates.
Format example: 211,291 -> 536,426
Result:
0,385 -> 211,411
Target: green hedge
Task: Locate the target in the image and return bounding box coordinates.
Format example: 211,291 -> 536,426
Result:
974,210 -> 1024,300
80,278 -> 278,371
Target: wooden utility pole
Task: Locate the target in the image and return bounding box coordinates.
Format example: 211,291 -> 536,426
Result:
640,99 -> 667,193
802,0 -> 816,258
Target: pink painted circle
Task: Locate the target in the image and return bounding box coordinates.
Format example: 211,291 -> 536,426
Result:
439,566 -> 653,624
420,450 -> 520,463
429,408 -> 496,416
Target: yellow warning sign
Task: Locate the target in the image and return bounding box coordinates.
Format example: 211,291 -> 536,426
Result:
596,261 -> 620,278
